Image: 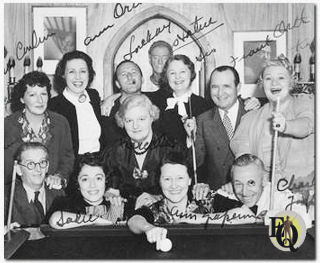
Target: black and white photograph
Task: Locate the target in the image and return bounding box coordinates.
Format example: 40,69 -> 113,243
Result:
2,1 -> 317,260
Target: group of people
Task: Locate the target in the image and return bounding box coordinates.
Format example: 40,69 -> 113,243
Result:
4,40 -> 314,248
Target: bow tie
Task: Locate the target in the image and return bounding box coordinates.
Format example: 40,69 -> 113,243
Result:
85,204 -> 107,217
165,96 -> 189,117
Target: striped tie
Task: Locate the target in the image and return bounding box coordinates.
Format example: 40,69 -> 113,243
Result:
222,111 -> 234,140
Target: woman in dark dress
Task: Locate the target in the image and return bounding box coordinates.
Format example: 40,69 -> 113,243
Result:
158,54 -> 213,145
49,154 -> 125,229
102,94 -> 187,214
48,50 -> 103,157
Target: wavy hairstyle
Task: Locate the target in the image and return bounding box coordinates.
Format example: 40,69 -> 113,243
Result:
159,54 -> 196,91
115,94 -> 160,128
67,152 -> 108,197
53,50 -> 96,94
258,54 -> 295,91
11,71 -> 51,113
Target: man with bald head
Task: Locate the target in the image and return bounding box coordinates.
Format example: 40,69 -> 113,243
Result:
101,60 -> 144,146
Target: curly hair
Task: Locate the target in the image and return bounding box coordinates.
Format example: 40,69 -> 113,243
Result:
67,153 -> 108,197
159,54 -> 196,91
53,50 -> 96,94
258,54 -> 295,91
115,94 -> 160,128
10,71 -> 51,113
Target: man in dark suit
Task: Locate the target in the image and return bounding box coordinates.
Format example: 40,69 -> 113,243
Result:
185,66 -> 259,193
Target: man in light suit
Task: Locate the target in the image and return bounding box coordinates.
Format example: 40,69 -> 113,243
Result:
185,66 -> 259,193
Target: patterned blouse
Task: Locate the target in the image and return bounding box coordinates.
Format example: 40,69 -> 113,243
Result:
133,191 -> 242,225
18,109 -> 52,145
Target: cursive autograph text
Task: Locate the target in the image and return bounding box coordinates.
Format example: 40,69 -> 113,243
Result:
16,30 -> 55,61
85,24 -> 115,46
123,22 -> 172,60
277,174 -> 314,192
114,2 -> 142,19
169,206 -> 261,228
196,47 -> 216,62
85,3 -> 142,46
55,211 -> 98,227
273,7 -> 310,38
230,35 -> 272,67
173,16 -> 224,52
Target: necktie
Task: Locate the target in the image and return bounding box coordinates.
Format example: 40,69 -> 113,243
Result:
222,111 -> 234,140
250,205 -> 258,215
34,191 -> 45,218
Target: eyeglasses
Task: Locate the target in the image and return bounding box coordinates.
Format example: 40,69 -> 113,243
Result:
19,160 -> 49,170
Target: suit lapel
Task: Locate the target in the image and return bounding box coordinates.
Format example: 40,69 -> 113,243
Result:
211,107 -> 230,144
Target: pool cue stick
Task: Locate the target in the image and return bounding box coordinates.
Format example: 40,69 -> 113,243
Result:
7,160 -> 18,241
188,96 -> 198,185
270,97 -> 280,210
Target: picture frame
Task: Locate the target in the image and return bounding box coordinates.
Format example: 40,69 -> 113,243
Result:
33,7 -> 87,74
233,31 -> 287,98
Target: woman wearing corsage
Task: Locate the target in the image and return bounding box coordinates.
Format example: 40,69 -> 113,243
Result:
102,94 -> 187,215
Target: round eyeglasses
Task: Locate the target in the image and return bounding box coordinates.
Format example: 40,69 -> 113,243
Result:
19,160 -> 49,170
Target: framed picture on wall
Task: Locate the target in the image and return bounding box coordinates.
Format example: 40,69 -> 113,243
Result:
233,31 -> 286,98
33,6 -> 87,74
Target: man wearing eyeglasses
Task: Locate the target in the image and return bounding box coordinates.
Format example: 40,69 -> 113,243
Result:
4,142 -> 65,229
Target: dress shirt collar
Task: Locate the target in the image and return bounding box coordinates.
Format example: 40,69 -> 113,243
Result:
218,99 -> 239,129
22,182 -> 45,204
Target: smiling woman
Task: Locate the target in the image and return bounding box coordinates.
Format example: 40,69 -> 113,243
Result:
158,54 -> 212,145
102,94 -> 187,215
48,154 -> 125,229
48,50 -> 103,158
231,56 -> 314,185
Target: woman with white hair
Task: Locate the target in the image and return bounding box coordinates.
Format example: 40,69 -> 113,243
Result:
102,94 -> 187,215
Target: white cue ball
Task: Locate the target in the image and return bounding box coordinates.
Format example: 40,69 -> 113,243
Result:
159,238 -> 172,252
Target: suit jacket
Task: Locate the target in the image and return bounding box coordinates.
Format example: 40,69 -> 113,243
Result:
4,179 -> 65,227
196,99 -> 247,190
48,88 -> 103,156
4,110 -> 74,186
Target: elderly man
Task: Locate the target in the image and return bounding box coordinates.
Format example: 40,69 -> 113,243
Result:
143,40 -> 173,110
185,66 -> 260,192
143,40 -> 173,92
224,154 -> 312,227
181,154 -> 312,227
